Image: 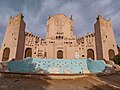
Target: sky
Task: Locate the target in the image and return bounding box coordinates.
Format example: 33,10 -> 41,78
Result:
0,0 -> 120,47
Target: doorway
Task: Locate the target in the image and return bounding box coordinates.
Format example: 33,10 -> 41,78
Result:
57,50 -> 63,59
108,49 -> 115,60
2,48 -> 10,61
24,48 -> 32,58
87,49 -> 94,60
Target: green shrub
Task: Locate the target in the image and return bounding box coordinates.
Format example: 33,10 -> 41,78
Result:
113,46 -> 120,65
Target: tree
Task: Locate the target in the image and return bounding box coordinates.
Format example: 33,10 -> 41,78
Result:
113,45 -> 120,65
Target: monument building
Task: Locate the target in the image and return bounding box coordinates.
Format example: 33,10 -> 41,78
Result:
0,13 -> 118,61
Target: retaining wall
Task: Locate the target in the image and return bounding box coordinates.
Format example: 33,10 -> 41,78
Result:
8,58 -> 106,74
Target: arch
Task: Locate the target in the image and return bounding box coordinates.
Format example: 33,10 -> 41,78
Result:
58,36 -> 61,39
87,49 -> 94,60
57,50 -> 63,59
61,36 -> 63,39
108,49 -> 115,60
44,52 -> 47,58
24,48 -> 32,58
2,47 -> 10,61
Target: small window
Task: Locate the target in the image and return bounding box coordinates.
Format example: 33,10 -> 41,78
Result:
56,36 -> 58,39
59,36 -> 61,39
82,55 -> 85,57
106,35 -> 107,38
61,36 -> 63,39
92,34 -> 94,37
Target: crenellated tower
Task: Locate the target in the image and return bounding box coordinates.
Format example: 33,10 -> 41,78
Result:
0,13 -> 25,61
94,15 -> 118,60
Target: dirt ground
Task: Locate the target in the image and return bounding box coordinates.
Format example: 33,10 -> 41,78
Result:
0,73 -> 120,90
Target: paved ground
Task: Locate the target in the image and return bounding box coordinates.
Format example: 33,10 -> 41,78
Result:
0,73 -> 120,90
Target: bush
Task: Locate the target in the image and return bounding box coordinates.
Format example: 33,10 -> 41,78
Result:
113,46 -> 120,65
113,54 -> 120,65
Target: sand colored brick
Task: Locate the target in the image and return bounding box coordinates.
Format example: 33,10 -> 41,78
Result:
0,13 -> 118,61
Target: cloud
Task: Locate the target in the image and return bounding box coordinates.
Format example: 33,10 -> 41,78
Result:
0,0 -> 120,46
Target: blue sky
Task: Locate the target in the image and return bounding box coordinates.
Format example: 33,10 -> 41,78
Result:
0,0 -> 120,46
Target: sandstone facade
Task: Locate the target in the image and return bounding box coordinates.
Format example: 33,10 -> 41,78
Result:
0,13 -> 118,61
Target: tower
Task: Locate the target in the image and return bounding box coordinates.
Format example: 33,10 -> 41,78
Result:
0,13 -> 25,61
45,14 -> 77,59
94,15 -> 118,60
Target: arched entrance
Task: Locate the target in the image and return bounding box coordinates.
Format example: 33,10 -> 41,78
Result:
87,49 -> 94,60
2,48 -> 10,61
57,50 -> 63,59
108,49 -> 115,60
24,48 -> 32,58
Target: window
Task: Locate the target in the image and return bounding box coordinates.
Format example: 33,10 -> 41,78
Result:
87,49 -> 94,60
2,48 -> 10,61
82,55 -> 85,57
106,35 -> 107,38
57,50 -> 63,59
108,49 -> 115,60
24,48 -> 32,58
